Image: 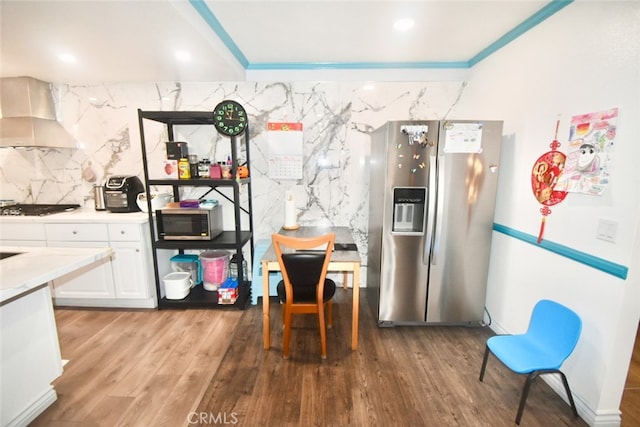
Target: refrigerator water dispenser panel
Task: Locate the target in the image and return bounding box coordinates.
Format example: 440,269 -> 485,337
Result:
392,187 -> 426,233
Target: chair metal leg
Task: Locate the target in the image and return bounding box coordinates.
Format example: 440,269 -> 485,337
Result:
516,372 -> 539,424
559,371 -> 579,418
479,345 -> 490,382
515,369 -> 578,424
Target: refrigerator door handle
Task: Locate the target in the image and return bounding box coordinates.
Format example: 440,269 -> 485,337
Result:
423,154 -> 437,265
432,154 -> 445,265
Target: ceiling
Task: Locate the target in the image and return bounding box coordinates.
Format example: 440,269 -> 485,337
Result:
0,0 -> 573,84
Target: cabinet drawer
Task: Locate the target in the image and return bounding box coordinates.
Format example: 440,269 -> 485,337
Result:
108,223 -> 142,242
0,222 -> 46,241
45,223 -> 109,242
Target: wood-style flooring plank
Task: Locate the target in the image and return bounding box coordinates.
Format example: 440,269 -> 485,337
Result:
35,289 -> 639,426
622,325 -> 640,426
191,289 -> 588,427
31,308 -> 242,427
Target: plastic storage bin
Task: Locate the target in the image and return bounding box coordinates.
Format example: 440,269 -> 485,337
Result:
200,250 -> 230,291
170,254 -> 202,285
163,271 -> 193,300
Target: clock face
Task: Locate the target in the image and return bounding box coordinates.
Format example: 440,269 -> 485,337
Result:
213,100 -> 247,136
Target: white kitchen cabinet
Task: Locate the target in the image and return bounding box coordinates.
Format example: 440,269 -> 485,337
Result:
1,285 -> 62,426
48,221 -> 157,308
0,222 -> 46,246
0,213 -> 158,308
48,240 -> 115,299
110,241 -> 147,298
46,223 -> 115,301
45,222 -> 109,241
108,223 -> 156,304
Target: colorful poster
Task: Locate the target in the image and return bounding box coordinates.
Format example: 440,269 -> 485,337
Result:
557,107 -> 618,195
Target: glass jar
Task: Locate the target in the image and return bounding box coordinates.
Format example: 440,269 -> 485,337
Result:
199,159 -> 210,178
229,254 -> 247,281
220,163 -> 232,179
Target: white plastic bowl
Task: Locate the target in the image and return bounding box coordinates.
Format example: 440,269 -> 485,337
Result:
136,192 -> 172,212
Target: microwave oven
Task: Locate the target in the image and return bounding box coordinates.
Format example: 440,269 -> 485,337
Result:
156,206 -> 223,240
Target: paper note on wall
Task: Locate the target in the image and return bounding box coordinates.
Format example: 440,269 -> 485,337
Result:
443,122 -> 483,153
267,122 -> 303,179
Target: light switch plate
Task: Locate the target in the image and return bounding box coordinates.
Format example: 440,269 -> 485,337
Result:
596,219 -> 618,243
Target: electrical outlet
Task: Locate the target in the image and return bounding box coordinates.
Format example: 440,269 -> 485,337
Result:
596,219 -> 618,243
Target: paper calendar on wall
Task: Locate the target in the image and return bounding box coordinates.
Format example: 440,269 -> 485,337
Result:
267,122 -> 303,180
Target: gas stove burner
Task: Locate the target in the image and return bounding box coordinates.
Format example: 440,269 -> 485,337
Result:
0,204 -> 81,216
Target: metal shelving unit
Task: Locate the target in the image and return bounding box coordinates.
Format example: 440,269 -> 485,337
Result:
137,110 -> 254,309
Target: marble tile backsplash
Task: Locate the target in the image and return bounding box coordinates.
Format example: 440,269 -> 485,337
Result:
0,81 -> 465,263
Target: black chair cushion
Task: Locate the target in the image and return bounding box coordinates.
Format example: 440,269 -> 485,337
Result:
276,252 -> 336,303
277,278 -> 336,303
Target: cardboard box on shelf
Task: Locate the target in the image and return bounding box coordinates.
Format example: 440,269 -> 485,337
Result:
162,160 -> 179,179
218,277 -> 239,304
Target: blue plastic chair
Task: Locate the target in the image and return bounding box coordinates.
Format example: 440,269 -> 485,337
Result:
479,299 -> 582,424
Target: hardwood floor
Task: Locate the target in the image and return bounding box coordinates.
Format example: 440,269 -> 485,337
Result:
621,325 -> 640,426
35,289 -> 587,426
32,307 -> 243,426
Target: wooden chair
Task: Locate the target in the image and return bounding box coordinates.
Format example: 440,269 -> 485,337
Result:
272,232 -> 336,359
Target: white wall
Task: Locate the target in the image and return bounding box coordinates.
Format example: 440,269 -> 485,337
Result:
453,2 -> 640,425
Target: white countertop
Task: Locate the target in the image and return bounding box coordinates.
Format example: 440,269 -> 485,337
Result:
0,246 -> 112,304
0,208 -> 149,224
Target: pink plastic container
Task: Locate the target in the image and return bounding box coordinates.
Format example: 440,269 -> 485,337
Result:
200,251 -> 230,291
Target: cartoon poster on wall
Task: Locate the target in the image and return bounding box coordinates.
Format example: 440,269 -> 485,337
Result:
557,107 -> 618,195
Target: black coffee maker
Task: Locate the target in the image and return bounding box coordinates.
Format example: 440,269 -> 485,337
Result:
104,175 -> 144,213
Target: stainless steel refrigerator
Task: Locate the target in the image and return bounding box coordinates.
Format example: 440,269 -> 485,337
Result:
366,120 -> 503,326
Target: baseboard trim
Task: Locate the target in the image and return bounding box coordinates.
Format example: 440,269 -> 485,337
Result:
5,386 -> 57,427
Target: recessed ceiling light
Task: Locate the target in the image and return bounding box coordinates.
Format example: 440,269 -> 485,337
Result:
394,18 -> 414,32
58,53 -> 77,63
175,51 -> 191,62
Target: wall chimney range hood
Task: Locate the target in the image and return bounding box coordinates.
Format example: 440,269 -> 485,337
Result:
0,76 -> 77,148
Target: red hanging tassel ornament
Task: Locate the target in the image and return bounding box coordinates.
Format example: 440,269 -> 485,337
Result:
530,118 -> 568,244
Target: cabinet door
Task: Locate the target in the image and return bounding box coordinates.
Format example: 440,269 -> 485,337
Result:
110,241 -> 149,299
0,222 -> 46,246
48,241 -> 115,299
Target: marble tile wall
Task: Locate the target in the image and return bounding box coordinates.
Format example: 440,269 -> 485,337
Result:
0,81 -> 465,270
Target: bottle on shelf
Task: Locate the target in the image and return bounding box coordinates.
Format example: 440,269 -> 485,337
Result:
178,158 -> 191,179
189,154 -> 199,178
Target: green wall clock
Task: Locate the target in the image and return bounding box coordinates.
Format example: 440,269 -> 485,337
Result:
213,100 -> 247,137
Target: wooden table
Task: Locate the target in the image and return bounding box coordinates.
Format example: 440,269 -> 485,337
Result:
261,226 -> 361,350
